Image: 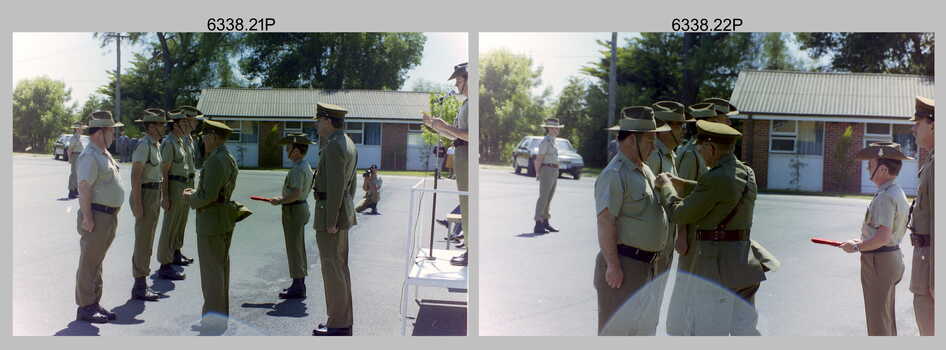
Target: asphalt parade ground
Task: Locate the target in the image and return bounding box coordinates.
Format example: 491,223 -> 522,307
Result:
478,166 -> 921,336
12,154 -> 466,336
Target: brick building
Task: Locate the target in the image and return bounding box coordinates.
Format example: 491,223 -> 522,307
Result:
196,88 -> 439,171
730,70 -> 933,195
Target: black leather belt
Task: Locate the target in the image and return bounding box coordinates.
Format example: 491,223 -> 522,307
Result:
314,192 -> 327,200
91,203 -> 119,215
454,139 -> 468,147
696,229 -> 749,241
169,175 -> 189,183
616,244 -> 658,264
284,200 -> 307,206
910,234 -> 930,247
141,182 -> 160,190
862,245 -> 900,254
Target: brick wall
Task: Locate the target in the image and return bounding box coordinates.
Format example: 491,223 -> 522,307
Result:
381,123 -> 408,170
822,122 -> 864,193
740,118 -> 769,189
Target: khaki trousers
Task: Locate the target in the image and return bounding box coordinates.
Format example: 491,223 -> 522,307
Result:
860,250 -> 904,336
316,228 -> 352,328
534,166 -> 558,221
197,230 -> 234,318
282,203 -> 310,279
455,146 -> 470,251
75,208 -> 117,306
132,187 -> 161,278
157,180 -> 189,264
68,152 -> 80,192
594,252 -> 659,335
910,245 -> 934,335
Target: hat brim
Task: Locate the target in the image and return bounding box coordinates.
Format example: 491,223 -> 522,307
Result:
541,124 -> 564,128
853,147 -> 914,161
278,139 -> 316,145
605,124 -> 672,133
134,119 -> 170,124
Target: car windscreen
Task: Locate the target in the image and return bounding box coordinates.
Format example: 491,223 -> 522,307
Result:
555,139 -> 575,152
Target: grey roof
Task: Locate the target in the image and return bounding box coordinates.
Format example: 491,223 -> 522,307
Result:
730,70 -> 934,119
196,88 -> 431,120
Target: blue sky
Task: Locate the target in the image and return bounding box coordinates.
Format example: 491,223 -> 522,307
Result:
479,32 -> 829,98
12,32 -> 468,106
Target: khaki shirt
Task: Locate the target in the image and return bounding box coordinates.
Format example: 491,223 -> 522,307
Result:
537,135 -> 559,165
594,151 -> 669,252
161,134 -> 190,177
910,151 -> 934,236
646,138 -> 677,177
284,159 -> 314,200
68,133 -> 84,154
675,140 -> 708,194
132,134 -> 164,183
184,135 -> 197,176
454,98 -> 468,130
862,179 -> 910,247
76,142 -> 125,208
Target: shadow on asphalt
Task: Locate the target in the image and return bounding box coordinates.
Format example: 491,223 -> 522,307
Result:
108,299 -> 146,325
54,320 -> 101,336
515,232 -> 550,238
241,299 -> 309,318
149,275 -> 179,295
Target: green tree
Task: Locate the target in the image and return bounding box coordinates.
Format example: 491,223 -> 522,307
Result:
479,48 -> 550,163
12,77 -> 76,152
238,33 -> 426,90
796,32 -> 934,76
758,32 -> 802,70
551,77 -> 590,146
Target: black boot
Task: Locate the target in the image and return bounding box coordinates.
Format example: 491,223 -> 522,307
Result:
131,277 -> 161,301
157,264 -> 186,280
450,252 -> 468,266
312,323 -> 352,336
68,189 -> 79,199
279,278 -> 306,299
533,221 -> 549,234
544,220 -> 559,232
94,303 -> 117,320
172,250 -> 194,266
76,304 -> 109,323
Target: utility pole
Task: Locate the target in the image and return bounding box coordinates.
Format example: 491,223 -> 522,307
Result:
108,33 -> 129,122
608,32 -> 617,128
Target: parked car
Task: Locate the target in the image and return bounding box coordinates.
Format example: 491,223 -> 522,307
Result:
511,136 -> 584,179
53,134 -> 89,161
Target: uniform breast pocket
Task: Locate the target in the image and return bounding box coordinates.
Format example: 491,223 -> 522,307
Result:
621,182 -> 651,218
148,147 -> 161,166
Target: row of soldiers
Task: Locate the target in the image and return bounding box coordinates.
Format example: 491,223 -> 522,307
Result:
70,102 -> 361,335
589,96 -> 934,336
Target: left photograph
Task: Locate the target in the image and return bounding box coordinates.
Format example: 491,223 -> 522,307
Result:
11,32 -> 470,336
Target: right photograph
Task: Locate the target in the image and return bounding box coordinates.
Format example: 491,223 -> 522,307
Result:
478,32 -> 934,336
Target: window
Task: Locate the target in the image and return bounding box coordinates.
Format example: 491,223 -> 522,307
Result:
347,122 -> 364,144
892,125 -> 918,159
769,120 -> 823,155
284,121 -> 302,134
866,123 -> 892,136
225,121 -> 242,142
364,123 -> 381,145
408,123 -> 424,146
408,123 -> 422,131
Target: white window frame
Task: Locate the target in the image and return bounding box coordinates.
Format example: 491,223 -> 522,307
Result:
347,122 -> 365,145
284,121 -> 303,135
864,123 -> 892,138
225,120 -> 243,142
407,123 -> 424,146
769,120 -> 797,153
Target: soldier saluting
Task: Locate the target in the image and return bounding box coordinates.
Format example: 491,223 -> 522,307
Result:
311,103 -> 358,336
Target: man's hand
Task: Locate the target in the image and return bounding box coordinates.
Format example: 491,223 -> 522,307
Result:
422,111 -> 433,127
270,196 -> 282,206
132,202 -> 142,218
675,231 -> 688,255
82,215 -> 95,232
182,188 -> 194,199
162,198 -> 171,211
605,263 -> 623,289
327,226 -> 338,234
839,239 -> 861,253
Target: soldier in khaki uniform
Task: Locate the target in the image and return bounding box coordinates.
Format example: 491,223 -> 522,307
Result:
183,119 -> 243,330
839,142 -> 911,336
67,122 -> 86,199
593,106 -> 671,336
533,118 -> 564,234
155,110 -> 190,281
311,103 -> 358,336
270,133 -> 314,299
74,111 -> 124,323
701,98 -> 738,126
175,106 -> 204,265
422,62 -> 471,266
644,101 -> 691,332
909,96 -> 934,336
130,109 -> 169,301
355,164 -> 382,215
655,120 -> 776,336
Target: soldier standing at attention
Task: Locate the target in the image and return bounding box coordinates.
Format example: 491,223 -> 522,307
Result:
155,110 -> 190,281
422,62 -> 471,266
74,111 -> 124,323
839,142 -> 911,336
311,103 -> 358,336
593,107 -> 670,335
270,133 -> 314,299
645,100 -> 690,332
67,122 -> 86,199
533,118 -> 564,234
183,119 -> 240,331
176,106 -> 204,265
655,120 -> 773,336
130,109 -> 169,301
908,96 -> 934,336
